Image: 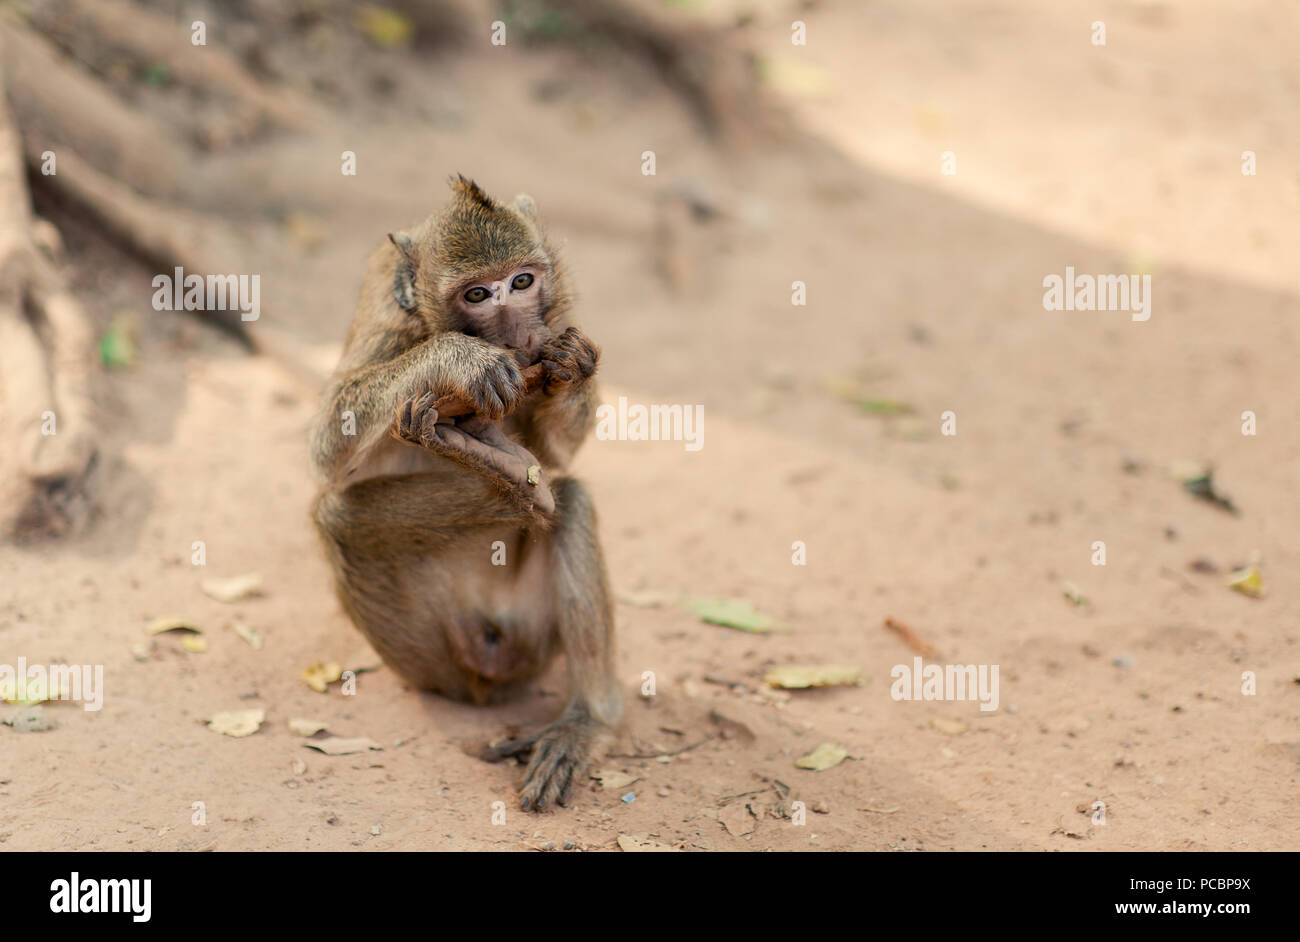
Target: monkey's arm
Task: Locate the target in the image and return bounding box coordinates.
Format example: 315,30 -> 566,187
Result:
311,331 -> 525,488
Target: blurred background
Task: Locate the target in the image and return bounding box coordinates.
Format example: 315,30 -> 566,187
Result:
0,0 -> 1296,851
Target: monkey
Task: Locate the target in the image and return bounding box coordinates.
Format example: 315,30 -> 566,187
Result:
309,176 -> 620,811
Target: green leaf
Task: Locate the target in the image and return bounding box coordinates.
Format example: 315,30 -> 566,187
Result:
795,742 -> 848,771
687,598 -> 776,634
99,323 -> 135,369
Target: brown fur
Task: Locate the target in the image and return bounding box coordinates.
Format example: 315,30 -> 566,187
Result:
310,177 -> 619,810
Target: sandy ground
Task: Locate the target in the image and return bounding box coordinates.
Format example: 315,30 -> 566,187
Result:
2,0 -> 1297,851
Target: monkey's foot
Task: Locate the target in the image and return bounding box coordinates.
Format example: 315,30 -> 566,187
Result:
536,326 -> 598,395
514,705 -> 611,812
393,395 -> 555,514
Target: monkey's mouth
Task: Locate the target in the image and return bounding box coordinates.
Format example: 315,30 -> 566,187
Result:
511,331 -> 544,367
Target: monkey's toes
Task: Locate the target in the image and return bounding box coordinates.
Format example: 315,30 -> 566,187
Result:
519,727 -> 590,812
393,391 -> 440,444
478,732 -> 539,763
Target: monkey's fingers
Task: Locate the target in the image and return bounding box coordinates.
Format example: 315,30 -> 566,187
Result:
537,327 -> 598,395
478,731 -> 540,763
432,363 -> 546,419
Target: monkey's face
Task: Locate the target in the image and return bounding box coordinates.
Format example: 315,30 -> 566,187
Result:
449,263 -> 551,365
390,177 -> 563,364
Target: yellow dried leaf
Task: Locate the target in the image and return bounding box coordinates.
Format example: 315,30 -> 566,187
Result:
208,708 -> 264,738
182,636 -> 208,653
231,620 -> 263,650
795,742 -> 848,771
201,573 -> 264,603
592,769 -> 639,791
1226,566 -> 1265,598
355,6 -> 413,47
146,616 -> 201,635
764,664 -> 861,689
303,736 -> 382,755
302,662 -> 343,693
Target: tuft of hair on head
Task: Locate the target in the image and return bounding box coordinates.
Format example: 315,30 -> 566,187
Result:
450,174 -> 498,210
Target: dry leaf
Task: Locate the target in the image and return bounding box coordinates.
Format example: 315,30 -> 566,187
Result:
764,664 -> 861,689
1226,566 -> 1265,598
2,705 -> 55,732
795,742 -> 848,771
182,636 -> 208,653
592,769 -> 639,791
201,573 -> 265,603
1062,582 -> 1089,607
355,6 -> 413,47
931,718 -> 967,735
288,718 -> 328,737
230,620 -> 264,650
302,662 -> 343,693
146,616 -> 201,635
1,673 -> 63,704
303,737 -> 382,755
207,708 -> 265,738
687,598 -> 776,634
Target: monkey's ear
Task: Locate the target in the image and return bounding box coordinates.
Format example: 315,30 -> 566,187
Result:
512,194 -> 537,218
388,231 -> 418,312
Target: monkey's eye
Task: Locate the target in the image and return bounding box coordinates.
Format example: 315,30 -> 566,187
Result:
464,286 -> 490,303
511,273 -> 535,291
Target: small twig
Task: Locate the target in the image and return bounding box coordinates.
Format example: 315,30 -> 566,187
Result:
858,805 -> 901,814
718,789 -> 767,803
884,616 -> 937,657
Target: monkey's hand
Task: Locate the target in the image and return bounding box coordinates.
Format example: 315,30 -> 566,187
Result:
393,397 -> 556,514
482,702 -> 611,811
536,327 -> 598,396
441,343 -> 527,420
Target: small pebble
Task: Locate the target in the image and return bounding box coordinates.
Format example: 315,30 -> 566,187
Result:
562,840 -> 575,850
540,841 -> 554,851
621,792 -> 635,804
1113,655 -> 1137,670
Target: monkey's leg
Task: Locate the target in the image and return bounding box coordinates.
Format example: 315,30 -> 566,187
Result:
515,476 -> 621,811
394,391 -> 555,515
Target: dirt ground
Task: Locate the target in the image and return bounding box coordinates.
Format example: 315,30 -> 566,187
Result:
2,0 -> 1297,851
